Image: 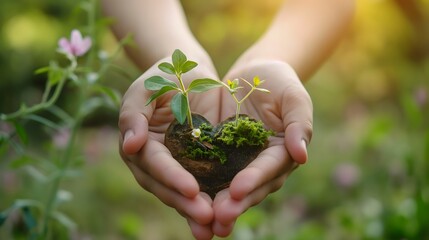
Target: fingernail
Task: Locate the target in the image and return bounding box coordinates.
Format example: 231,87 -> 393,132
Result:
124,130 -> 134,144
301,139 -> 307,150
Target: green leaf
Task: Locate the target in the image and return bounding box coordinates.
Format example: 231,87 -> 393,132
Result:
172,49 -> 187,72
145,86 -> 178,105
21,207 -> 37,230
34,66 -> 50,75
158,62 -> 176,75
93,85 -> 122,107
52,211 -> 77,230
181,61 -> 198,74
171,93 -> 188,124
144,76 -> 178,91
48,62 -> 64,86
9,155 -> 33,169
188,78 -> 223,93
13,122 -> 28,144
24,114 -> 62,130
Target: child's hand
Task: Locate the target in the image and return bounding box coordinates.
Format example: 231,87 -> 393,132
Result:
118,58 -> 221,240
213,59 -> 313,237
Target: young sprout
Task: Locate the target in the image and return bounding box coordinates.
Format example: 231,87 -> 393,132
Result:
144,49 -> 223,129
225,76 -> 270,124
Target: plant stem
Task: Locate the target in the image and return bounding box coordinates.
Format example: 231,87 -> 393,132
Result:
232,86 -> 255,125
40,118 -> 82,237
1,74 -> 68,122
176,73 -> 193,128
40,78 -> 87,238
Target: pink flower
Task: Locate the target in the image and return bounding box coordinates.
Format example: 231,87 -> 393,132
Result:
58,29 -> 92,57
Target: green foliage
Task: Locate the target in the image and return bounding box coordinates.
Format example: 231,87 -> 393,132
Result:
145,49 -> 222,128
185,123 -> 227,164
171,93 -> 188,124
144,76 -> 178,91
188,78 -> 223,93
217,117 -> 275,148
186,144 -> 227,164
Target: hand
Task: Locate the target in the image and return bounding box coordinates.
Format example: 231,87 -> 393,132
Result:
118,58 -> 221,240
212,59 -> 313,237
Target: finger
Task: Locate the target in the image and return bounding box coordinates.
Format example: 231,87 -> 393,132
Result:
212,219 -> 235,238
213,173 -> 290,227
186,217 -> 214,240
124,159 -> 214,225
285,122 -> 311,164
118,78 -> 154,155
281,82 -> 313,164
228,144 -> 293,200
118,110 -> 149,155
135,139 -> 200,198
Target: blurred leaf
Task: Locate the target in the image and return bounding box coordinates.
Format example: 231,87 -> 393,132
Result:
34,66 -> 50,75
188,78 -> 223,93
181,61 -> 198,74
93,85 -> 122,107
145,86 -> 177,106
13,121 -> 28,145
47,106 -> 73,124
25,166 -> 48,182
144,76 -> 178,91
23,114 -> 61,129
158,62 -> 175,75
47,62 -> 64,86
79,97 -> 104,117
172,49 -> 187,72
21,206 -> 37,231
171,93 -> 188,124
9,155 -> 33,169
52,211 -> 76,230
0,199 -> 43,227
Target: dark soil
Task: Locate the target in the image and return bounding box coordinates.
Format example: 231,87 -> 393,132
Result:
164,114 -> 268,199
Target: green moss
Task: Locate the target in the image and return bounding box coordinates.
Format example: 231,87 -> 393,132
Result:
185,123 -> 227,164
217,117 -> 275,148
186,144 -> 227,164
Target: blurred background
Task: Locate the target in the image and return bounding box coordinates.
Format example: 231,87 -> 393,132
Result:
1,0 -> 428,239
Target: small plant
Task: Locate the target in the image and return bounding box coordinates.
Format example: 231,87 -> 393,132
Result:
144,49 -> 223,129
224,77 -> 270,125
150,50 -> 276,198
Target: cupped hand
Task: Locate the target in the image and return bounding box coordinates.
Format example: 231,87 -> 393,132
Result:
118,57 -> 221,240
212,59 -> 313,237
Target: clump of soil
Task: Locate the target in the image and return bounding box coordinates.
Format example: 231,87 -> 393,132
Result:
165,114 -> 274,199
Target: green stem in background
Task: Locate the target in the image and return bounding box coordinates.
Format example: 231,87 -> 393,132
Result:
1,70 -> 69,122
40,116 -> 82,237
40,73 -> 89,238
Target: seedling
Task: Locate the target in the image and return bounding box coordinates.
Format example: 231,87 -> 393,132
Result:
145,49 -> 275,198
144,49 -> 223,129
224,76 -> 270,125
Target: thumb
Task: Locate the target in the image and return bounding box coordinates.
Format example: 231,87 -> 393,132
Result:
285,121 -> 312,164
118,110 -> 149,155
118,77 -> 154,155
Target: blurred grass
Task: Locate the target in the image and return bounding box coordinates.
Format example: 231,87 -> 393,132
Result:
1,0 -> 429,239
